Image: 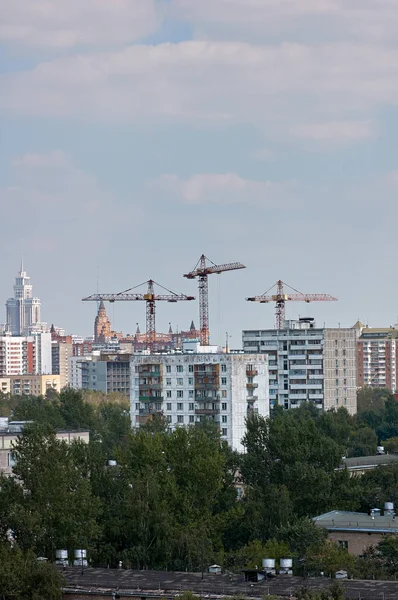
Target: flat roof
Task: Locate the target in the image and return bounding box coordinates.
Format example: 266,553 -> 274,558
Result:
341,454 -> 398,469
314,510 -> 398,533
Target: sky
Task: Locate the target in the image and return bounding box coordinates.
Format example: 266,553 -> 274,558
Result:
1,0 -> 398,346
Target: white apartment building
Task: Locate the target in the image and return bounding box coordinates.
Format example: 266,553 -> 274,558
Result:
6,263 -> 41,336
0,333 -> 52,377
130,344 -> 269,453
242,319 -> 357,414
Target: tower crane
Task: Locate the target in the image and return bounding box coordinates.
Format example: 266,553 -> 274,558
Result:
246,279 -> 337,330
184,254 -> 246,345
82,279 -> 195,351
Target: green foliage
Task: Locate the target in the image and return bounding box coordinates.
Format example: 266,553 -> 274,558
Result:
0,543 -> 64,600
347,427 -> 378,457
382,437 -> 398,453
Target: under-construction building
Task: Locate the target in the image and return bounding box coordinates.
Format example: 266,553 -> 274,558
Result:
242,319 -> 357,414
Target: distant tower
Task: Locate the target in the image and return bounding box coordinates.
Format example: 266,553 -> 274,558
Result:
6,261 -> 41,335
94,301 -> 112,342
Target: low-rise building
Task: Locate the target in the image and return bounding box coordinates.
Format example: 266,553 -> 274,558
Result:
313,510 -> 398,555
9,374 -> 61,396
338,454 -> 398,476
0,419 -> 89,475
0,378 -> 10,394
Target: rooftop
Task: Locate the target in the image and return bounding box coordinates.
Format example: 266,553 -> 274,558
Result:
314,510 -> 398,533
340,454 -> 398,470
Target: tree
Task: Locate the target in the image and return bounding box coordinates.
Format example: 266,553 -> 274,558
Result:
376,536 -> 398,573
348,427 -> 378,457
9,425 -> 101,557
0,543 -> 64,600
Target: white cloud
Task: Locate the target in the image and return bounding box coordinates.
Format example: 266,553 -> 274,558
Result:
0,0 -> 161,49
172,0 -> 398,43
291,120 -> 376,145
1,41 -> 397,140
149,173 -> 292,205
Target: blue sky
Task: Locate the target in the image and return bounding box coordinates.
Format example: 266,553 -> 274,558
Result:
1,0 -> 398,345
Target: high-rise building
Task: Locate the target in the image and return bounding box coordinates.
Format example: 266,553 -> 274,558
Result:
242,319 -> 357,414
130,342 -> 269,452
0,333 -> 52,377
6,262 -> 41,336
51,341 -> 73,389
70,352 -> 131,398
356,325 -> 398,391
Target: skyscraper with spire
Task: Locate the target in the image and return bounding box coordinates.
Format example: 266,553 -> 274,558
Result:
6,261 -> 41,335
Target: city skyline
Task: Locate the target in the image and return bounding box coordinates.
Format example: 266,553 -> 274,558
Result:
1,2 -> 398,344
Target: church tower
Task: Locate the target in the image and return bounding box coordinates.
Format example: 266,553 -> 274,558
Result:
94,301 -> 112,342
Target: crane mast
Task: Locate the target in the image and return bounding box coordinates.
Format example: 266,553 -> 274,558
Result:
247,279 -> 337,329
82,279 -> 195,351
184,254 -> 246,345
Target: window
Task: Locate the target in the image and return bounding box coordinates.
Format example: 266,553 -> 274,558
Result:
166,415 -> 172,423
189,365 -> 194,372
221,377 -> 227,385
189,390 -> 194,398
177,390 -> 184,398
177,415 -> 184,424
221,364 -> 227,372
222,390 -> 227,398
135,378 -> 139,385
167,403 -> 172,411
188,377 -> 194,385
155,402 -> 162,411
177,403 -> 183,411
166,365 -> 171,373
135,403 -> 140,410
177,365 -> 183,373
222,415 -> 227,423
189,403 -> 194,411
221,428 -> 227,436
166,378 -> 171,386
8,452 -> 16,468
189,415 -> 194,423
177,378 -> 183,386
166,390 -> 172,398
222,402 -> 227,411
337,541 -> 348,550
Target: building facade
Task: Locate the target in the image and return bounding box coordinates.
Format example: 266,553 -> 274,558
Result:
70,353 -> 131,398
130,347 -> 269,452
6,263 -> 41,336
0,333 -> 52,377
9,374 -> 61,396
356,326 -> 398,391
242,319 -> 357,414
52,341 -> 73,389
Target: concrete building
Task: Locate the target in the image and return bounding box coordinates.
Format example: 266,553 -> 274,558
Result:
0,419 -> 89,475
130,343 -> 269,452
70,353 -> 131,398
313,510 -> 398,555
6,262 -> 41,336
0,333 -> 52,377
52,341 -> 73,388
0,378 -> 10,395
9,374 -> 61,396
242,319 -> 357,414
356,325 -> 398,391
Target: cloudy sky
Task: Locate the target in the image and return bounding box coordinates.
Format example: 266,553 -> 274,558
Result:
1,0 -> 397,344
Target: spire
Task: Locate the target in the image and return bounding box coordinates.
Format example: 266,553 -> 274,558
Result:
168,322 -> 173,334
136,323 -> 140,334
20,255 -> 25,275
99,300 -> 105,311
190,320 -> 196,331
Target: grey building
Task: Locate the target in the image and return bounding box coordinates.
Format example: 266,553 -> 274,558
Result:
242,319 -> 357,414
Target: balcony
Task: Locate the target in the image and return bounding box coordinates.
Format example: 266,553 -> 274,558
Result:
195,408 -> 218,415
246,369 -> 258,377
139,395 -> 163,403
196,395 -> 218,402
139,382 -> 162,390
288,354 -> 307,360
309,394 -> 324,400
139,368 -> 161,376
195,383 -> 218,390
247,395 -> 258,402
246,383 -> 258,390
290,394 -> 307,400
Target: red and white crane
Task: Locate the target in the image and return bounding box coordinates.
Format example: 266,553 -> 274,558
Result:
247,279 -> 337,329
